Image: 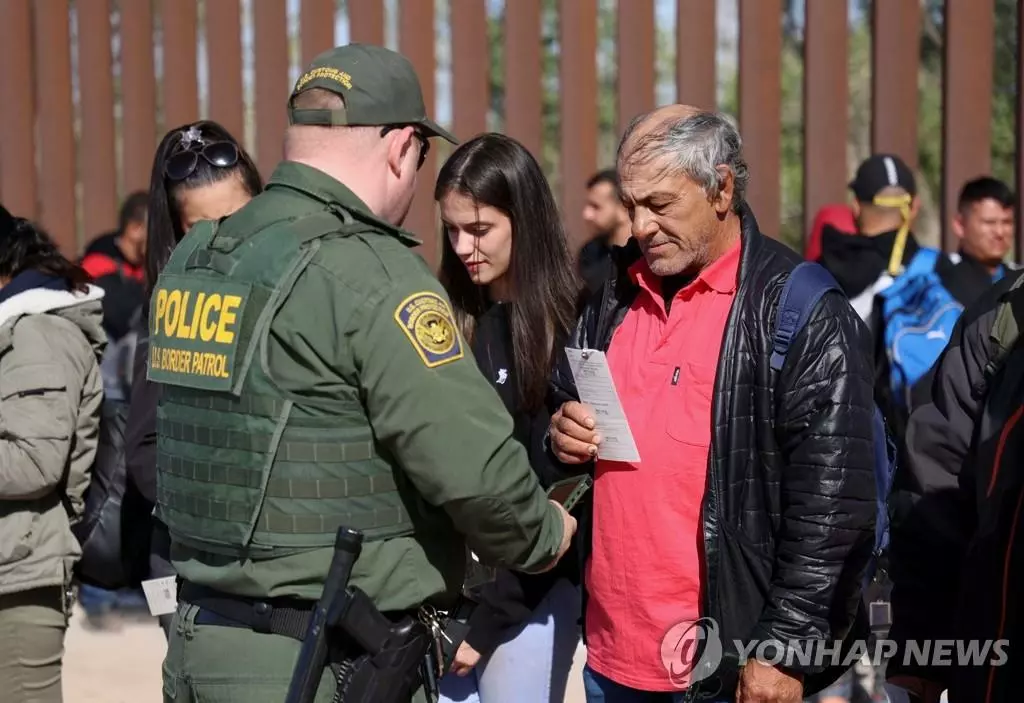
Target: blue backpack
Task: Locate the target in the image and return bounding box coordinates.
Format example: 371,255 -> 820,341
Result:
876,248 -> 963,409
770,262 -> 898,587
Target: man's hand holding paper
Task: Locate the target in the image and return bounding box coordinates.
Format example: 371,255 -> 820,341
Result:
550,400 -> 602,464
550,349 -> 641,464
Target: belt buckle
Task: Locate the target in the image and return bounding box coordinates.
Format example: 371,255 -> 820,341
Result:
252,601 -> 273,634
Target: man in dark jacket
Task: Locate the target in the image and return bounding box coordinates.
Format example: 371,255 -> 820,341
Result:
818,155 -> 957,452
887,269 -> 1024,703
907,177 -> 1016,411
818,154 -> 934,324
548,105 -> 878,702
80,191 -> 148,344
579,169 -> 633,296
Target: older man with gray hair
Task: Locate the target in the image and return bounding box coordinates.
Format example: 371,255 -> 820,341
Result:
548,105 -> 878,702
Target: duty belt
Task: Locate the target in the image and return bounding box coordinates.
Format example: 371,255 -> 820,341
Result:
179,581 -> 421,642
180,581 -> 316,640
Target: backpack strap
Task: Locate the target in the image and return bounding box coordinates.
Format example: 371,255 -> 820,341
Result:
770,262 -> 845,371
903,248 -> 941,278
977,272 -> 1024,397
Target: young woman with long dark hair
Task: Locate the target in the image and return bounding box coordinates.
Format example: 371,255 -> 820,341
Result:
0,206 -> 106,702
122,120 -> 263,635
435,133 -> 582,703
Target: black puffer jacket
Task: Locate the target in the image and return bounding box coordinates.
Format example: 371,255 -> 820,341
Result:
888,270 -> 1024,702
551,205 -> 878,697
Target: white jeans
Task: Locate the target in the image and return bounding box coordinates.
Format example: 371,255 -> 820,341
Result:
438,578 -> 581,703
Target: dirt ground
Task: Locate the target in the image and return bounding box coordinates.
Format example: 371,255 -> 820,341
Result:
62,605 -> 589,702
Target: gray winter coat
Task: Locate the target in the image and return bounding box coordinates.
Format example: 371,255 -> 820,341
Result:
0,283 -> 106,596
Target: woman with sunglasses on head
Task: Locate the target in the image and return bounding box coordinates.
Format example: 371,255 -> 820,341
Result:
122,121 -> 263,635
436,133 -> 582,703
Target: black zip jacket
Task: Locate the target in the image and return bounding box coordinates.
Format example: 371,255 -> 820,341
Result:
936,249 -> 1010,309
462,303 -> 579,657
120,327 -> 173,583
888,269 -> 1024,702
550,204 -> 877,697
817,225 -> 923,303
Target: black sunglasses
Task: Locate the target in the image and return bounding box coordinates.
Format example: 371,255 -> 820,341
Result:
164,140 -> 241,181
380,125 -> 430,170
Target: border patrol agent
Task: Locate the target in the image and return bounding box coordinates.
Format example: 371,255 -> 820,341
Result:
152,44 -> 573,702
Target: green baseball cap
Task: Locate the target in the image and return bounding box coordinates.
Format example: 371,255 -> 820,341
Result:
288,43 -> 457,144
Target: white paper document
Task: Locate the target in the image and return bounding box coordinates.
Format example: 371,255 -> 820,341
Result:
564,348 -> 641,463
141,576 -> 178,616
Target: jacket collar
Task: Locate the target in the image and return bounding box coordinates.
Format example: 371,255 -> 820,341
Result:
0,284 -> 104,328
265,161 -> 421,248
0,270 -> 67,306
816,224 -> 921,298
954,248 -> 1005,281
629,238 -> 741,299
733,201 -> 767,288
608,204 -> 760,298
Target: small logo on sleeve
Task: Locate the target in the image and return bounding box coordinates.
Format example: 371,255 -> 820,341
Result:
394,292 -> 464,368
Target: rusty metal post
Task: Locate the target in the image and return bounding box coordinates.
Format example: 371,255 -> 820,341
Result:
301,0 -> 336,67
943,0 -> 994,252
161,0 -> 198,132
205,0 -> 244,140
617,0 -> 655,136
120,0 -> 158,194
400,0 -> 440,269
738,0 -> 782,238
504,0 -> 543,158
559,0 -> 598,250
872,0 -> 919,168
350,0 -> 385,45
0,0 -> 36,217
803,0 -> 848,242
35,1 -> 78,254
676,0 -> 716,110
78,0 -> 118,241
451,0 -> 489,142
254,0 -> 289,180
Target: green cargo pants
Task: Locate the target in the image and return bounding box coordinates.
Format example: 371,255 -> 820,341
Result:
163,603 -> 431,702
0,587 -> 67,703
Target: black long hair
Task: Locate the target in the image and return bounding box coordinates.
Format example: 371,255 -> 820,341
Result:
0,213 -> 90,292
145,120 -> 263,297
436,133 -> 580,412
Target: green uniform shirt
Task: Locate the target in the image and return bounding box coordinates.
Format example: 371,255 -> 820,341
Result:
169,162 -> 564,612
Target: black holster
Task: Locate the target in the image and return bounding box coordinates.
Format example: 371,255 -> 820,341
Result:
329,588 -> 432,703
285,527 -> 432,703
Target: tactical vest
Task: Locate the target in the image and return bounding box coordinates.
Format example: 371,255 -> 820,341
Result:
149,204 -> 416,557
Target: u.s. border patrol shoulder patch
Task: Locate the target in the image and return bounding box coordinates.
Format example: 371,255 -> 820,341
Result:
394,292 -> 464,368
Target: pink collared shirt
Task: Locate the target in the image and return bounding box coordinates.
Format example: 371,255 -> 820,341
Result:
585,241 -> 741,691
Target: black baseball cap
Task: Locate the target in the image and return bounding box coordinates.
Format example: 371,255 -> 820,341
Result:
288,43 -> 457,144
849,154 -> 917,203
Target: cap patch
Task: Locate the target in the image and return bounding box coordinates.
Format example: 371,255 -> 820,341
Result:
295,67 -> 353,93
883,156 -> 898,186
393,292 -> 464,368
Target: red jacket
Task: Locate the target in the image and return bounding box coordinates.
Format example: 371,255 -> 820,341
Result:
805,203 -> 856,261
